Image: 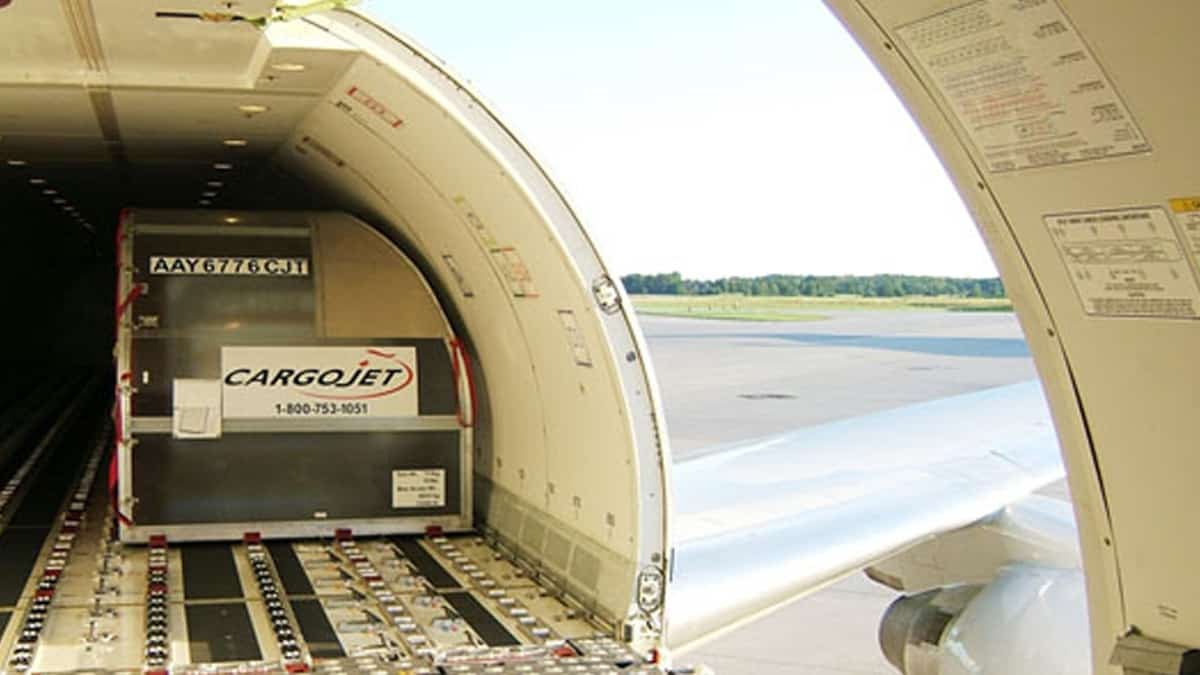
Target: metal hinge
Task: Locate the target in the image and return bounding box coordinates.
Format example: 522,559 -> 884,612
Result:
592,275 -> 622,314
1111,630 -> 1200,674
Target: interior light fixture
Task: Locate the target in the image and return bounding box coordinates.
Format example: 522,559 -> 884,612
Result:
213,163 -> 233,170
29,177 -> 46,185
222,139 -> 249,147
202,191 -> 217,198
42,189 -> 57,195
207,181 -> 224,188
5,159 -> 26,167
199,199 -> 212,206
237,104 -> 269,115
270,62 -> 306,72
52,198 -> 66,204
223,216 -> 241,224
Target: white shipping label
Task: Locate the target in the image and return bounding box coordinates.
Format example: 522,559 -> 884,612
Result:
150,256 -> 309,276
392,469 -> 445,508
1045,208 -> 1200,319
896,0 -> 1149,172
221,346 -> 419,418
172,379 -> 222,439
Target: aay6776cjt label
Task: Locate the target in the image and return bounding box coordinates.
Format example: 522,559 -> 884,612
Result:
149,255 -> 310,276
221,346 -> 419,419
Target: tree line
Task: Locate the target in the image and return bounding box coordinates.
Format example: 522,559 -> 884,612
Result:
620,272 -> 1005,298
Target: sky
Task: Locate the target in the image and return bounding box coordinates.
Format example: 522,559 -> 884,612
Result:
361,1 -> 998,279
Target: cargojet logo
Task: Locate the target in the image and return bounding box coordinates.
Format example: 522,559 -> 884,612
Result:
223,348 -> 414,400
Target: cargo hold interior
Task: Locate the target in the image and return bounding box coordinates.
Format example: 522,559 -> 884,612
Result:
0,1 -> 669,646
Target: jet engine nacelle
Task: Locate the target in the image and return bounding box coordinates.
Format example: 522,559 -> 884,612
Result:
880,565 -> 1091,675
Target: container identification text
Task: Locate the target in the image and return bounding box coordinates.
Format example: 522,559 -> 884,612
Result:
149,256 -> 310,276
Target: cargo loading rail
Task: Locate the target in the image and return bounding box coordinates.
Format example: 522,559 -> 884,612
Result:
0,517 -> 664,672
0,390 -> 667,673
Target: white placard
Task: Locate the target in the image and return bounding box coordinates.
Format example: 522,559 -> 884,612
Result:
392,469 -> 446,508
1045,207 -> 1200,319
557,310 -> 593,367
896,0 -> 1149,172
221,346 -> 419,418
1169,197 -> 1200,276
172,379 -> 222,439
149,256 -> 309,276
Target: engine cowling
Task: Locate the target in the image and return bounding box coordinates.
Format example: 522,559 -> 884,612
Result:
879,565 -> 1091,675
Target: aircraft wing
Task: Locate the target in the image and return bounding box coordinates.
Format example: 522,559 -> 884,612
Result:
666,379 -> 1064,652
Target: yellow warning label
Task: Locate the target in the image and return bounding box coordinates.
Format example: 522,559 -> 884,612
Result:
1169,197 -> 1200,213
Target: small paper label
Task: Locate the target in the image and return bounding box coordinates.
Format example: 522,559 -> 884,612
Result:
557,310 -> 593,366
392,469 -> 445,508
172,379 -> 222,439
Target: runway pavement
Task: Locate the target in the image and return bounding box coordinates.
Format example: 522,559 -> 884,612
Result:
638,309 -> 1048,674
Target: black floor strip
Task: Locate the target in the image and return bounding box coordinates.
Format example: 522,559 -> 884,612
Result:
7,402 -> 99,528
0,610 -> 10,636
390,538 -> 459,589
185,602 -> 262,663
443,591 -> 520,646
289,598 -> 345,658
0,529 -> 49,606
0,389 -> 104,606
267,541 -> 313,596
182,544 -> 243,600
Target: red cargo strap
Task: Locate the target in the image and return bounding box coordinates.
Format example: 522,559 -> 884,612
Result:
449,339 -> 476,428
116,283 -> 144,320
111,211 -> 136,529
108,451 -> 133,527
110,373 -> 134,527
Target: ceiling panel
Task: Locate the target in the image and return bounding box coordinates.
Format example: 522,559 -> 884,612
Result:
0,1 -> 85,81
111,89 -> 316,140
0,88 -> 103,136
95,1 -> 275,87
121,137 -> 278,164
254,46 -> 359,94
0,134 -> 111,165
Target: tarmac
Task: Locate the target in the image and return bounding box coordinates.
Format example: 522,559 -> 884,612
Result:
639,309 -> 1054,674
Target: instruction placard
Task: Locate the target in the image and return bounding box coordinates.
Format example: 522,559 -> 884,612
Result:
896,0 -> 1149,172
1045,207 -> 1200,319
1169,197 -> 1200,276
392,469 -> 446,508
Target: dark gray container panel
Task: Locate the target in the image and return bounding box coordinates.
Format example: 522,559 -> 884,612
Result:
130,232 -> 316,340
132,431 -> 461,525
